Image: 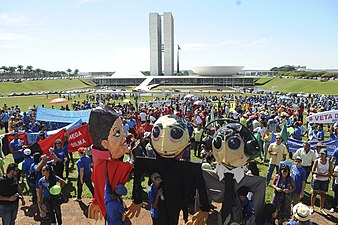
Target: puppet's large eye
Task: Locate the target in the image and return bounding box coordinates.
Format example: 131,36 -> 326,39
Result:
226,136 -> 241,151
152,126 -> 161,141
169,126 -> 184,142
213,136 -> 223,151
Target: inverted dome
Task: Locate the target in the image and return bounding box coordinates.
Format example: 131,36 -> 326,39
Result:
193,66 -> 244,76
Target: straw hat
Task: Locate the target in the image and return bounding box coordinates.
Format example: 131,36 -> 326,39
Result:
293,203 -> 311,222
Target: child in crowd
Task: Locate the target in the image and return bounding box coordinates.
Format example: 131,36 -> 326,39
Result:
237,186 -> 255,225
148,172 -> 163,225
104,180 -> 127,225
287,203 -> 312,225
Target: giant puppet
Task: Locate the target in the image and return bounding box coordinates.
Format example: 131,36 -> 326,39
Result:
199,122 -> 266,225
88,106 -> 133,220
127,115 -> 210,225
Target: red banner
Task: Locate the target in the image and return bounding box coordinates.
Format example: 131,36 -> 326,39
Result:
38,129 -> 66,155
7,133 -> 29,147
68,124 -> 92,152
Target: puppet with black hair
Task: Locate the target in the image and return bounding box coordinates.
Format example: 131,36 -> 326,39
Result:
199,122 -> 266,225
127,115 -> 210,225
88,106 -> 133,220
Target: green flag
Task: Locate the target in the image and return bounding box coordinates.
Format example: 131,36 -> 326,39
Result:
280,122 -> 288,143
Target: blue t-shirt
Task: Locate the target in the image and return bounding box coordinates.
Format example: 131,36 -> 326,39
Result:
76,156 -> 92,176
148,183 -> 159,219
38,175 -> 61,199
330,133 -> 338,141
315,130 -> 324,140
53,147 -> 65,162
9,139 -> 24,159
293,127 -> 302,141
240,197 -> 254,219
291,165 -> 306,194
22,157 -> 34,179
104,179 -> 125,225
30,163 -> 43,188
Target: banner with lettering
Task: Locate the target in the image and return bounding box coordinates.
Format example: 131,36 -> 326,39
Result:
287,137 -> 338,157
68,124 -> 92,152
29,129 -> 66,155
306,110 -> 338,124
36,107 -> 91,123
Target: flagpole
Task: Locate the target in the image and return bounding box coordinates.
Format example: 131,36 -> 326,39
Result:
177,44 -> 180,74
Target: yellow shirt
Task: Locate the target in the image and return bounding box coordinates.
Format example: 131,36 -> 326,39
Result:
268,142 -> 288,165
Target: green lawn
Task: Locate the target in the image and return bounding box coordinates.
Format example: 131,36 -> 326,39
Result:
256,77 -> 338,95
0,79 -> 92,95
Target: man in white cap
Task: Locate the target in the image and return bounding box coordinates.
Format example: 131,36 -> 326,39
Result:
21,148 -> 36,203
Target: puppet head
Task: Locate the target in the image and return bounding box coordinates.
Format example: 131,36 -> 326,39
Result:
88,106 -> 128,159
151,115 -> 189,158
212,123 -> 259,169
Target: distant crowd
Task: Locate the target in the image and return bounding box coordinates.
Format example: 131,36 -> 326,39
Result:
0,92 -> 338,225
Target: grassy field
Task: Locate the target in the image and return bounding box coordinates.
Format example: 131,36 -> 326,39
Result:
256,77 -> 338,95
0,79 -> 92,95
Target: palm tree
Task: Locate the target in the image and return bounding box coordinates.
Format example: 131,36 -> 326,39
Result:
0,66 -> 8,74
8,66 -> 16,79
17,65 -> 24,75
26,65 -> 33,76
34,68 -> 42,78
66,68 -> 72,77
74,69 -> 79,77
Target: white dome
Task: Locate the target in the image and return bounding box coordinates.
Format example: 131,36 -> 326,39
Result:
193,66 -> 244,76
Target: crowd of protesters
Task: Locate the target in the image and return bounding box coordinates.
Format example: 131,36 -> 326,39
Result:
0,92 -> 337,224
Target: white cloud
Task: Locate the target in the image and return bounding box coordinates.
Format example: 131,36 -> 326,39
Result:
244,38 -> 270,47
0,13 -> 27,26
0,31 -> 26,41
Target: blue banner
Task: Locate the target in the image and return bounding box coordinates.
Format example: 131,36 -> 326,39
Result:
288,137 -> 338,157
26,119 -> 82,144
36,107 -> 91,123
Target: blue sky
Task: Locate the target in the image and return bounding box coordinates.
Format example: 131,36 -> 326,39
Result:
1,0 -> 337,72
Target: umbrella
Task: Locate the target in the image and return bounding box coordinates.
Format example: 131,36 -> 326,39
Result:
193,100 -> 203,105
184,94 -> 197,100
49,98 -> 69,104
123,99 -> 131,103
279,95 -> 292,100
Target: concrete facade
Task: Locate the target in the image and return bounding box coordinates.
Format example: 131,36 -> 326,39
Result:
149,13 -> 162,76
163,12 -> 174,76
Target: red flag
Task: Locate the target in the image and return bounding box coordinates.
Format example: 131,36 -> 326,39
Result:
7,133 -> 29,147
38,129 -> 65,154
68,124 -> 92,152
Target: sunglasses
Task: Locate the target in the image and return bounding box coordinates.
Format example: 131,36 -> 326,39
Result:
56,143 -> 62,145
295,160 -> 301,163
276,138 -> 282,140
42,169 -> 49,172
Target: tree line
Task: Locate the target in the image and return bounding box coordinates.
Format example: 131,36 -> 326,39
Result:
0,65 -> 79,78
270,65 -> 338,78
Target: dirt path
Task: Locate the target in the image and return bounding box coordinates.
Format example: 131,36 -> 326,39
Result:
15,198 -> 337,225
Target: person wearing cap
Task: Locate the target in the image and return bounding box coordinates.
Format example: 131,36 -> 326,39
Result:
75,147 -> 94,202
104,180 -> 127,225
291,156 -> 306,204
148,172 -> 164,225
314,142 -> 327,159
9,132 -> 24,164
310,148 -> 331,215
293,142 -> 316,182
21,148 -> 36,204
287,203 -> 312,225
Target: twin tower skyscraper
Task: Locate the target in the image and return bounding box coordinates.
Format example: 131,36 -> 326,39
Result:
149,12 -> 174,76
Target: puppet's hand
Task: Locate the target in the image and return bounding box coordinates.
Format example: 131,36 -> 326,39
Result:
88,202 -> 102,221
185,210 -> 209,225
126,202 -> 142,219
